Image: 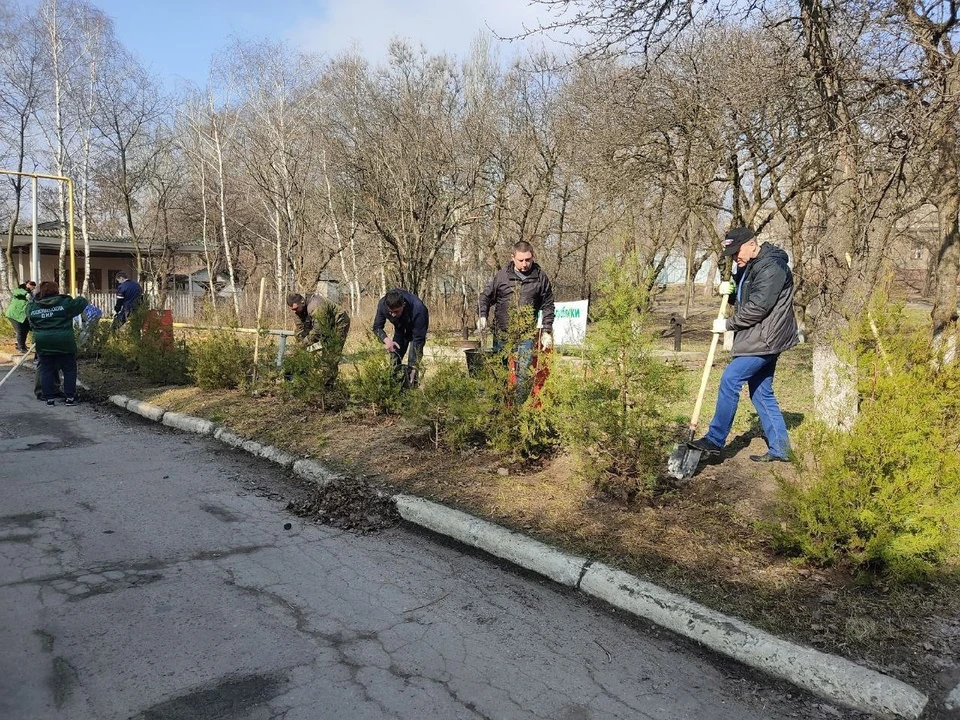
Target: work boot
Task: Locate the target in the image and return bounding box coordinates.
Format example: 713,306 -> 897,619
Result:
749,452 -> 789,463
688,437 -> 722,455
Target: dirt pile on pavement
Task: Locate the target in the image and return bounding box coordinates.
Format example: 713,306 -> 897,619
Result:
287,479 -> 400,534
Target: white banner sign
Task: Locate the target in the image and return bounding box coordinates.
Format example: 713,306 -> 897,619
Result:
539,300 -> 588,346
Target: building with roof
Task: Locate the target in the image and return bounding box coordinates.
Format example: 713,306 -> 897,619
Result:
9,221 -> 206,291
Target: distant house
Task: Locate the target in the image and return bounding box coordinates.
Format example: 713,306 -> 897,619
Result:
167,268 -> 240,297
9,221 -> 205,290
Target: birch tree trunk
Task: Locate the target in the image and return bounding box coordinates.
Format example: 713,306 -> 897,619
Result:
210,105 -> 241,320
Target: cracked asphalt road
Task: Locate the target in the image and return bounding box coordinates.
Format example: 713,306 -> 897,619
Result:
0,368 -> 853,720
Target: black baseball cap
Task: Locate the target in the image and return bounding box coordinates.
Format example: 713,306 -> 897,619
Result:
722,227 -> 756,256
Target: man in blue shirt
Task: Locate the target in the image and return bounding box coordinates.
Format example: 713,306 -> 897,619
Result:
372,289 -> 429,387
113,271 -> 143,329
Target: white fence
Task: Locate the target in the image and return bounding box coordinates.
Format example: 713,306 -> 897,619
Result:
86,291 -> 236,322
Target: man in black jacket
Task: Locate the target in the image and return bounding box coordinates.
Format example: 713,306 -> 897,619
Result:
689,227 -> 799,462
372,289 -> 429,386
478,241 -> 555,395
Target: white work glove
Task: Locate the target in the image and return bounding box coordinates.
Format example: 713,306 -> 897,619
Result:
716,280 -> 735,296
384,337 -> 400,353
477,316 -> 487,332
541,332 -> 553,349
712,318 -> 728,334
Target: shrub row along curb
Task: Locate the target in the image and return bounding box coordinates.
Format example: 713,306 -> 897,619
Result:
107,394 -> 928,719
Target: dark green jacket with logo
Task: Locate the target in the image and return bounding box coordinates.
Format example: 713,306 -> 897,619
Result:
27,294 -> 88,355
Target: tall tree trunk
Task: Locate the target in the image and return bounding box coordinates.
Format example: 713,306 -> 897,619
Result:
4,200 -> 22,290
801,0 -> 863,429
210,111 -> 240,320
931,194 -> 959,363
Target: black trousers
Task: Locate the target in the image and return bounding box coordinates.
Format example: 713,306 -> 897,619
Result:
8,319 -> 29,351
38,353 -> 77,400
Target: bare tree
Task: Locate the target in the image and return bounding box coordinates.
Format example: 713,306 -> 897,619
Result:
889,1 -> 960,360
527,0 -> 922,427
92,46 -> 167,279
35,0 -> 91,287
325,42 -> 489,296
0,4 -> 44,290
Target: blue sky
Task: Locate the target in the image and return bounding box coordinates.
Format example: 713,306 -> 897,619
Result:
86,0 -> 559,88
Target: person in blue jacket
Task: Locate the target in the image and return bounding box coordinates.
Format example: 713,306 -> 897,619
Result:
372,289 -> 429,386
112,271 -> 143,328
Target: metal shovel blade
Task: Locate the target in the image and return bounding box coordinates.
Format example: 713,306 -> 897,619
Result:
667,443 -> 702,481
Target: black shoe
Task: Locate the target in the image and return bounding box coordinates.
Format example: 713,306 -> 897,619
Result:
46,399 -> 55,406
688,437 -> 722,455
65,397 -> 76,406
749,453 -> 789,463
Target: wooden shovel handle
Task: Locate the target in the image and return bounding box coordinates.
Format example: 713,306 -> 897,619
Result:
689,288 -> 731,433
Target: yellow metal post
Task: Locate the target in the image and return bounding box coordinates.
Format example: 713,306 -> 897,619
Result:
252,277 -> 267,383
66,177 -> 76,295
0,169 -> 77,292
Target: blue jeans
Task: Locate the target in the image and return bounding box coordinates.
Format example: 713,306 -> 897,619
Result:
493,337 -> 534,399
704,354 -> 790,458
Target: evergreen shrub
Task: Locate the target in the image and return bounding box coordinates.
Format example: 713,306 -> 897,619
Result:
347,342 -> 406,415
773,299 -> 960,581
190,329 -> 254,390
549,258 -> 683,501
280,345 -> 346,408
135,318 -> 190,384
95,303 -> 189,384
408,360 -> 488,449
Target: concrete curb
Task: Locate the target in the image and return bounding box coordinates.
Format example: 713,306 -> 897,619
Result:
213,426 -> 245,448
250,444 -> 297,468
125,399 -> 165,422
162,411 -> 216,436
292,459 -> 344,486
108,396 -> 930,719
579,563 -> 927,719
394,494 -> 587,588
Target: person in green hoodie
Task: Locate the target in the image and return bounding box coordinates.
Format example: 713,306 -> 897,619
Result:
5,280 -> 36,352
27,281 -> 88,406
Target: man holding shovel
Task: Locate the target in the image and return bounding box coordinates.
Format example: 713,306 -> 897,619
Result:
688,227 -> 799,463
